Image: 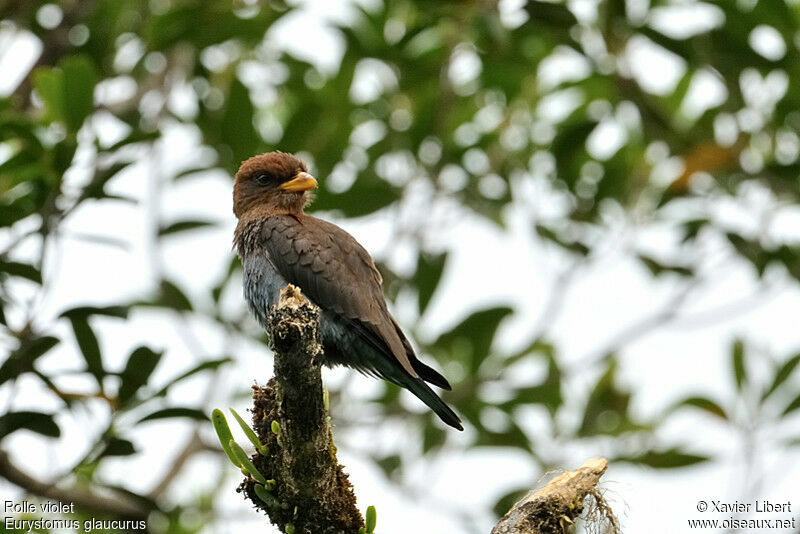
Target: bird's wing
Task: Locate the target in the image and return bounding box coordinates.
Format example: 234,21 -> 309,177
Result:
260,213 -> 418,378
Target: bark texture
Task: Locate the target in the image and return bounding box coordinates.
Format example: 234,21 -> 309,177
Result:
491,458 -> 618,534
241,284 -> 363,534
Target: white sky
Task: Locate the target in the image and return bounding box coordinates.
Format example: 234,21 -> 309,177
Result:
2,1 -> 800,533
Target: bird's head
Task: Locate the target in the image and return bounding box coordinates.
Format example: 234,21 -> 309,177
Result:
233,151 -> 317,218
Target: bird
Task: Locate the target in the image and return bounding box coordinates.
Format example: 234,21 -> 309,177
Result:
233,151 -> 463,430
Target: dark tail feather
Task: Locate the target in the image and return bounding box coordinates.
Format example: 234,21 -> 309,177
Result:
411,359 -> 452,390
403,376 -> 463,431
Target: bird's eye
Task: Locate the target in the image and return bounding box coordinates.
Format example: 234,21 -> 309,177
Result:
254,172 -> 273,185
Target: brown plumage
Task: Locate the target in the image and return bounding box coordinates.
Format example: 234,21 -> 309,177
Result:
233,151 -> 462,430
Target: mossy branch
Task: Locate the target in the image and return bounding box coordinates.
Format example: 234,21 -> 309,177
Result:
491,458 -> 618,534
240,284 -> 363,534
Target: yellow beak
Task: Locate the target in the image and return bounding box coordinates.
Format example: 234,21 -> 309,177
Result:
280,171 -> 318,192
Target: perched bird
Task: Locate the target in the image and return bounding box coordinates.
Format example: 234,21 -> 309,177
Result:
233,151 -> 462,430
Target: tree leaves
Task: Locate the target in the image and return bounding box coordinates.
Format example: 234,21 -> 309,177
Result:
158,219 -> 217,237
118,347 -> 163,404
0,411 -> 60,440
61,56 -> 97,132
138,407 -> 209,423
415,252 -> 447,315
669,396 -> 728,420
0,336 -> 59,387
32,55 -> 96,132
431,307 -> 513,373
0,261 -> 42,284
67,316 -> 104,386
617,448 -> 709,469
731,339 -> 747,391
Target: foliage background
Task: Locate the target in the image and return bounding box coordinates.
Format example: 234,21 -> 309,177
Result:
2,0 -> 800,532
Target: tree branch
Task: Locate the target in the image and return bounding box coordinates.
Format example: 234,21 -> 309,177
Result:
241,285 -> 363,534
491,458 -> 618,534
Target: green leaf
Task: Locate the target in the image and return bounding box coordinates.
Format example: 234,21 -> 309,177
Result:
416,252 -> 447,315
670,396 -> 727,420
230,439 -> 267,484
158,219 -> 216,237
0,411 -> 60,440
137,407 -> 209,423
535,225 -> 590,256
60,306 -> 129,319
618,448 -> 709,468
153,358 -> 231,398
579,361 -> 649,436
782,394 -> 800,416
212,409 -> 241,467
60,56 -> 97,132
375,454 -> 401,479
32,67 -> 65,123
254,484 -> 278,506
365,505 -> 376,533
80,161 -> 133,200
99,437 -> 136,457
0,261 -> 42,284
432,307 -> 513,373
637,255 -> 693,277
731,339 -> 746,391
0,336 -> 59,387
763,353 -> 800,400
220,79 -> 260,171
156,280 -> 193,312
312,177 -> 400,218
68,316 -> 104,386
230,409 -> 266,455
118,346 -> 163,404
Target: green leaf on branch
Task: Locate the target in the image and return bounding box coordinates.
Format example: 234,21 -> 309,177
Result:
365,505 -> 377,533
229,439 -> 267,484
211,409 -> 241,467
118,346 -> 163,404
230,408 -> 267,455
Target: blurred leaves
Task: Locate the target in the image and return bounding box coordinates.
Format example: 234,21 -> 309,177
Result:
118,347 -> 163,404
0,411 -> 60,440
33,55 -> 96,132
579,362 -> 650,437
0,336 -> 59,387
617,448 -> 709,469
138,407 -> 209,423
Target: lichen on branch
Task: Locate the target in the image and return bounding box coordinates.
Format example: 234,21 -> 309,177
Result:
240,285 -> 363,534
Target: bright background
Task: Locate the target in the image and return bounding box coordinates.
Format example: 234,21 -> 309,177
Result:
2,0 -> 800,532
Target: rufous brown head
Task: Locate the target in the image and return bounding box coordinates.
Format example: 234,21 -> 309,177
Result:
233,151 -> 317,218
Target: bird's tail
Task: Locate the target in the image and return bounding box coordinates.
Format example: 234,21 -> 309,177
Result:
402,376 -> 463,431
